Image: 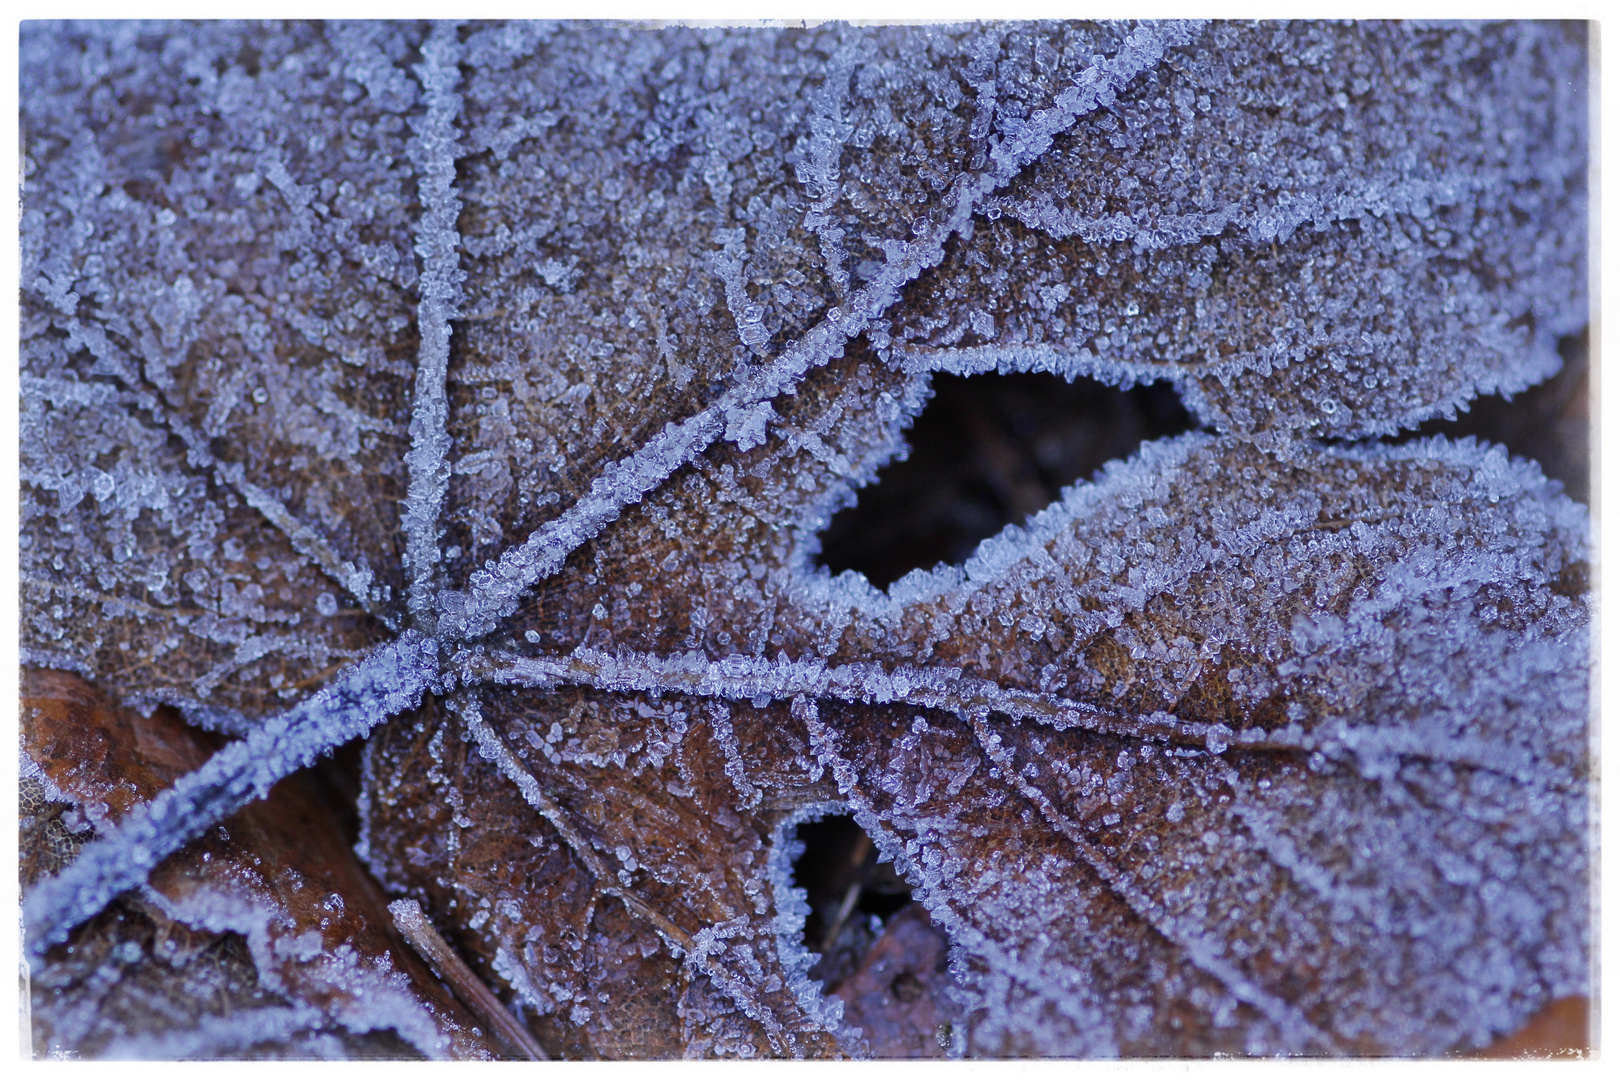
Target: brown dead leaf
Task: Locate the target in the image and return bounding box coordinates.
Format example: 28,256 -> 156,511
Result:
22,668 -> 500,1059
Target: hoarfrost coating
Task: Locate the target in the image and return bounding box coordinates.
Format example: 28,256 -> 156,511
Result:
20,21 -> 1588,1058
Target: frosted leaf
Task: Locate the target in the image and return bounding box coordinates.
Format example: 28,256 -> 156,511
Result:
825,436 -> 1588,786
19,339 -> 380,718
886,23 -> 1587,443
807,696 -> 1585,1055
20,20 -> 1586,1061
361,689 -> 857,1058
791,435 -> 1587,1054
22,22 -> 426,624
22,669 -> 498,1059
438,22 -> 1193,582
25,634 -> 440,954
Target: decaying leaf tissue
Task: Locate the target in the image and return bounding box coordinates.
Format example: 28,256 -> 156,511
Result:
19,20 -> 1590,1058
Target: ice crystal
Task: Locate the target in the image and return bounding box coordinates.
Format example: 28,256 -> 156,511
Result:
20,20 -> 1588,1059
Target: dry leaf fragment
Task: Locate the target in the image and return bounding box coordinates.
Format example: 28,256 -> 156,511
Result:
22,669 -> 500,1058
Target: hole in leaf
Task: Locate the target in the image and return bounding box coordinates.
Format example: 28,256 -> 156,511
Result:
312,733 -> 367,850
791,814 -> 912,988
1402,328 -> 1589,504
818,371 -> 1197,588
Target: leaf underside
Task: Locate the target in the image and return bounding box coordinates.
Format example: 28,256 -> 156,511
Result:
20,20 -> 1589,1059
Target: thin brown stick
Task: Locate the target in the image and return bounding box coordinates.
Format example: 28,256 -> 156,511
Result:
819,834 -> 872,955
389,898 -> 548,1061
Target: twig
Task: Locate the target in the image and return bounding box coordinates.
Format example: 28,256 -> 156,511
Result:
390,898 -> 547,1061
818,834 -> 872,956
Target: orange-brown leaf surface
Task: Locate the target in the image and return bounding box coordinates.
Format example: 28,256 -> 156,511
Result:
22,668 -> 500,1058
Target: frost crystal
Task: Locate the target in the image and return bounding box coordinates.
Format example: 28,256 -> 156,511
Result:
21,20 -> 1587,1060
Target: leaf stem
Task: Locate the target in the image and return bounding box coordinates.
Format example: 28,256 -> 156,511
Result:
23,632 -> 440,957
400,23 -> 466,630
461,643 -> 1576,789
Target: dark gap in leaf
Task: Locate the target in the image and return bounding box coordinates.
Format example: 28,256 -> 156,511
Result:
817,371 -> 1198,588
791,814 -> 912,989
1397,327 -> 1589,503
311,733 -> 367,850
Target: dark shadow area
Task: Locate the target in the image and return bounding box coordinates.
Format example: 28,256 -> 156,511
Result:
313,734 -> 367,849
1405,329 -> 1589,504
792,814 -> 913,988
817,372 -> 1198,588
